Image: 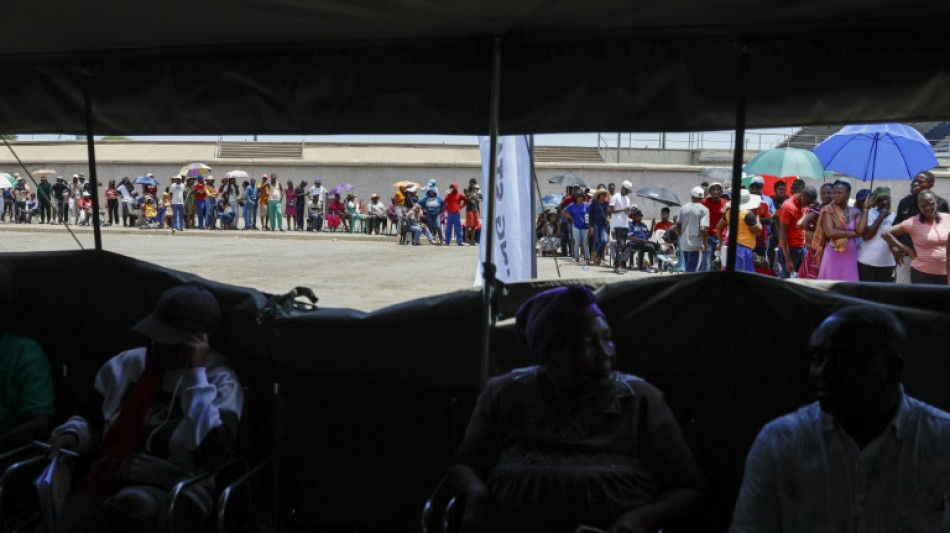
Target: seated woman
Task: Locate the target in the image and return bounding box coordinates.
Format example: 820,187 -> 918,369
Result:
406,204 -> 434,245
218,193 -> 235,229
538,212 -> 561,256
327,193 -> 344,231
135,195 -> 157,228
450,285 -> 705,533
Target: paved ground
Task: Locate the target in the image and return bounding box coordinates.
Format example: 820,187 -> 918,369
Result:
1,223 -> 659,311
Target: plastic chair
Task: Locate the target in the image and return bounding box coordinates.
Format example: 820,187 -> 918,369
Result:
347,206 -> 364,233
421,474 -> 460,533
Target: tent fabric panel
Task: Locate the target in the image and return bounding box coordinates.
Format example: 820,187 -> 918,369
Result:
2,28 -> 950,135
7,251 -> 950,531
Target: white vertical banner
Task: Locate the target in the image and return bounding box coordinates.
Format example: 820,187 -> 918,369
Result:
475,135 -> 534,286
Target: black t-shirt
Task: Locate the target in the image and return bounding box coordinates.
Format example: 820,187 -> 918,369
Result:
52,182 -> 66,200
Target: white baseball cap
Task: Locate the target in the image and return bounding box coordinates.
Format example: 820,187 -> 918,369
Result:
690,186 -> 705,198
621,180 -> 633,190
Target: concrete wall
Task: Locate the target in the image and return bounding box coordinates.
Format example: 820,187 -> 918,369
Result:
15,144 -> 950,220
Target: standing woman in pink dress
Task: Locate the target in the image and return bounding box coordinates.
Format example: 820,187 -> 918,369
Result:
284,180 -> 297,231
817,180 -> 867,281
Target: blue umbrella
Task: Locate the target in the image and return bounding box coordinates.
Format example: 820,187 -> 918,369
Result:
133,175 -> 161,186
812,123 -> 938,183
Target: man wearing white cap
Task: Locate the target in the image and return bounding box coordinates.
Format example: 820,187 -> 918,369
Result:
609,181 -> 634,274
676,186 -> 710,273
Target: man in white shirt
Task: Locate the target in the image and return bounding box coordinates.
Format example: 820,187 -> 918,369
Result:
308,179 -> 327,231
857,186 -> 897,282
169,177 -> 186,230
608,180 -> 634,274
675,186 -> 709,273
731,306 -> 950,533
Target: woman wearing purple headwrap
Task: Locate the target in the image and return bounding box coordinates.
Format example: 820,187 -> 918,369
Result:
450,285 -> 706,533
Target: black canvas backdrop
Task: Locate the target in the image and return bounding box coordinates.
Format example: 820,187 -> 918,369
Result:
1,24 -> 950,135
5,251 -> 950,531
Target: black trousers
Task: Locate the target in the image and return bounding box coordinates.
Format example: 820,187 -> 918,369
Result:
107,199 -> 119,224
38,200 -> 51,222
910,268 -> 948,286
612,228 -> 629,267
857,262 -> 894,283
624,241 -> 659,267
56,198 -> 67,222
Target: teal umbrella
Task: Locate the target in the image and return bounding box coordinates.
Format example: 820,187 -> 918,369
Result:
743,147 -> 824,179
0,173 -> 15,189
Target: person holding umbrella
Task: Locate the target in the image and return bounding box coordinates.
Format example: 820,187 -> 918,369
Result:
856,187 -> 897,282
883,189 -> 950,285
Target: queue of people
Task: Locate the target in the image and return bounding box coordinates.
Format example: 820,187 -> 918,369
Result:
7,172 -> 486,248
774,170 -> 950,285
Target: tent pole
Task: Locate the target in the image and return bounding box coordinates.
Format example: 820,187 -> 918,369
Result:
528,134 -> 538,279
83,75 -> 103,251
480,38 -> 502,389
726,46 -> 750,273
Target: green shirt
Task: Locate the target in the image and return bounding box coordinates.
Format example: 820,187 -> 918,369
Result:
0,331 -> 54,435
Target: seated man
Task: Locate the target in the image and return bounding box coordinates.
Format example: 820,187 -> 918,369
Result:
49,285 -> 243,533
731,306 -> 950,532
77,192 -> 94,226
0,264 -> 54,454
624,209 -> 660,270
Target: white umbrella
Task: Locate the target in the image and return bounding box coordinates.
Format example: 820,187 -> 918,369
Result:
0,173 -> 16,189
33,169 -> 57,177
225,170 -> 249,180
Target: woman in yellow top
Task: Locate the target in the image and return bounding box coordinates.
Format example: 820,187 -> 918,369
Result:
716,189 -> 763,272
258,174 -> 271,230
142,195 -> 158,222
204,176 -> 218,229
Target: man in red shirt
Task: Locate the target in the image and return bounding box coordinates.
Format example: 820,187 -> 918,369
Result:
701,182 -> 727,271
558,186 -> 580,257
777,182 -> 817,278
443,182 -> 466,246
652,206 -> 674,233
195,178 -> 207,229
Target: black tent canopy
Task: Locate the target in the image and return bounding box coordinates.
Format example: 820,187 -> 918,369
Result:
2,0 -> 949,135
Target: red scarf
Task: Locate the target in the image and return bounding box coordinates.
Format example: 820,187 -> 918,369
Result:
83,346 -> 167,499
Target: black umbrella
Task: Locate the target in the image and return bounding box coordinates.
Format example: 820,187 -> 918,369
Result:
548,173 -> 587,188
636,187 -> 681,207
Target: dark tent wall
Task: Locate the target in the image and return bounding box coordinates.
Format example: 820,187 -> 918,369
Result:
6,252 -> 950,531
1,2 -> 949,134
